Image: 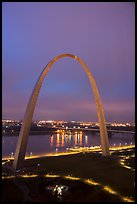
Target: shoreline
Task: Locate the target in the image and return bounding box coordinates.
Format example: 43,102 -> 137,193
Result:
2,145 -> 135,160
2,129 -> 135,137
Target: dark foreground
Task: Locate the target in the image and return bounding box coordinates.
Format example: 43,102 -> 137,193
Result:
2,147 -> 135,202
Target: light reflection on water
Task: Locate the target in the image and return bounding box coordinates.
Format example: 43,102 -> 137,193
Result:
2,131 -> 135,158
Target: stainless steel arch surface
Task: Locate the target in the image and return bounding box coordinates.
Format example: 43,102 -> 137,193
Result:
13,53 -> 110,170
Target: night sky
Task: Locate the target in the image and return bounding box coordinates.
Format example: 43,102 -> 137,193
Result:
2,2 -> 135,123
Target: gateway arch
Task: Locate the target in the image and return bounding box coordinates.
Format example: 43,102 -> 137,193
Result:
13,53 -> 110,170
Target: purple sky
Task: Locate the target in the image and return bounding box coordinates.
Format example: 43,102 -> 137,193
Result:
2,2 -> 135,122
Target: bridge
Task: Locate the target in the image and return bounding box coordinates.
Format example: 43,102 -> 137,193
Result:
58,127 -> 135,134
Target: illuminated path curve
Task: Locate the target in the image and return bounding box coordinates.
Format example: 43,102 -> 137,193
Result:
13,53 -> 110,170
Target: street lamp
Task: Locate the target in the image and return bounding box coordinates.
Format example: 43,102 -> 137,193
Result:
56,148 -> 58,154
11,152 -> 13,158
66,148 -> 68,154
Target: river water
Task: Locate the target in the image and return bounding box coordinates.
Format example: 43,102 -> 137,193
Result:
2,132 -> 134,158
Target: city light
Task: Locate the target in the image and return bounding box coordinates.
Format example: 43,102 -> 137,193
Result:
2,119 -> 135,129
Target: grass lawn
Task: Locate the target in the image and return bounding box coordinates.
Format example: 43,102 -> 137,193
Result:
2,179 -> 23,202
2,148 -> 135,202
24,150 -> 135,199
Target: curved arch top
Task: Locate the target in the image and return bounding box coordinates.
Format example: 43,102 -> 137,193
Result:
13,53 -> 110,170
